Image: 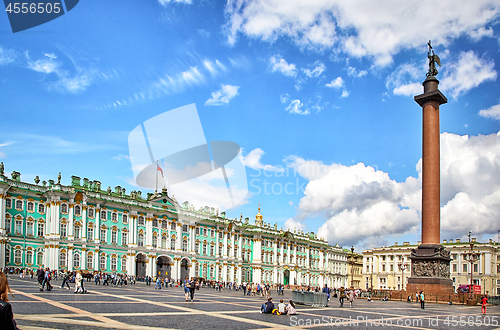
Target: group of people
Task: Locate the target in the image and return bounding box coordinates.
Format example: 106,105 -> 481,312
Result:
183,278 -> 199,301
260,298 -> 297,315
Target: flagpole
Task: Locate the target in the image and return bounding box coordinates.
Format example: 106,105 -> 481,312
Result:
156,159 -> 158,193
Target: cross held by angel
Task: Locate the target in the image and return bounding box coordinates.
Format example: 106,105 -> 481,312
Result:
427,40 -> 441,77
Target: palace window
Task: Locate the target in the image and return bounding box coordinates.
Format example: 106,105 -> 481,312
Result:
27,222 -> 34,236
171,222 -> 176,230
111,256 -> 117,271
182,224 -> 188,232
15,200 -> 23,210
234,246 -> 238,257
210,245 -> 214,256
219,231 -> 223,239
5,199 -> 11,208
87,227 -> 94,240
74,253 -> 80,268
138,233 -> 144,247
390,265 -> 394,272
88,208 -> 94,218
111,229 -> 117,245
26,251 -> 33,265
162,221 -> 168,229
210,230 -> 215,238
74,226 -> 81,239
100,228 -> 107,242
153,233 -> 158,248
14,250 -> 22,264
227,246 -> 230,256
122,232 -> 128,245
122,257 -> 127,272
202,243 -> 207,255
100,255 -> 106,270
170,239 -> 176,250
162,236 -> 167,249
195,264 -> 199,277
61,204 -> 68,214
382,265 -> 386,272
5,247 -> 10,264
153,219 -> 158,227
59,252 -> 66,267
210,266 -> 214,279
15,220 -> 22,235
37,251 -> 43,265
5,218 -> 10,234
111,213 -> 117,222
182,240 -> 187,252
195,242 -> 199,254
227,233 -> 230,240
463,264 -> 468,272
195,227 -> 200,235
235,234 -> 238,240
101,211 -> 107,221
474,264 -> 479,273
218,246 -> 222,256
38,203 -> 45,213
27,202 -> 34,212
122,214 -> 128,224
247,251 -> 250,261
138,216 -> 145,226
87,254 -> 93,270
202,265 -> 207,278
203,228 -> 207,236
75,205 -> 81,216
453,264 -> 457,272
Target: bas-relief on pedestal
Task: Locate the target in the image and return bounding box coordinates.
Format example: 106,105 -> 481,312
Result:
410,245 -> 451,278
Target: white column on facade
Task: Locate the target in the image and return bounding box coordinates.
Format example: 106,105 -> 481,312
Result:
0,192 -> 5,234
81,249 -> 87,271
94,249 -> 100,271
68,204 -> 74,240
68,247 -> 74,271
95,208 -> 101,242
320,251 -> 324,270
146,217 -> 153,248
236,265 -> 242,284
173,258 -> 179,279
131,215 -> 136,245
306,245 -> 310,270
50,201 -> 56,237
222,264 -> 227,281
81,205 -> 87,242
146,255 -> 153,277
254,238 -> 262,262
293,244 -> 297,265
44,203 -> 51,239
176,222 -> 182,251
238,235 -> 243,260
223,231 -> 228,257
54,201 -> 61,236
273,240 -> 278,266
128,254 -> 135,276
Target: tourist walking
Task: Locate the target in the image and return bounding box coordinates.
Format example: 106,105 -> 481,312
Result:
61,271 -> 71,289
0,272 -> 19,330
420,291 -> 425,309
349,289 -> 355,308
184,279 -> 190,301
189,279 -> 196,301
74,271 -> 83,293
339,287 -> 345,307
481,295 -> 488,314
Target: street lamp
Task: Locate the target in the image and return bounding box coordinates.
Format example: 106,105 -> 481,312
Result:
467,231 -> 480,302
349,246 -> 357,289
398,261 -> 408,291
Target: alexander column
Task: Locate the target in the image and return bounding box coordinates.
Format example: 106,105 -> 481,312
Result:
406,41 -> 454,295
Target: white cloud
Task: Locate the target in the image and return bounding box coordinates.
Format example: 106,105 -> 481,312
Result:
113,154 -> 130,161
224,0 -> 500,66
158,0 -> 192,5
479,104 -> 500,121
27,53 -> 59,74
269,55 -> 297,77
441,51 -> 497,99
241,148 -> 283,172
468,27 -> 494,41
0,46 -> 17,65
347,66 -> 367,78
288,131 -> 500,247
284,99 -> 309,115
284,218 -> 305,232
205,84 -> 239,106
302,61 -> 326,78
0,151 -> 6,158
325,77 -> 344,88
393,82 -> 422,96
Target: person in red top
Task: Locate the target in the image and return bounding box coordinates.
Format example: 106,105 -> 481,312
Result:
481,296 -> 488,315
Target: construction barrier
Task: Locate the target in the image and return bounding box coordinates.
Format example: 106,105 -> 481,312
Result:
292,290 -> 329,307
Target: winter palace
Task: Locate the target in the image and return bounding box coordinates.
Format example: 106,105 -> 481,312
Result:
0,164 -> 350,287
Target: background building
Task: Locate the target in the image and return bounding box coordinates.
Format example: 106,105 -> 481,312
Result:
363,240 -> 500,294
0,166 -> 349,287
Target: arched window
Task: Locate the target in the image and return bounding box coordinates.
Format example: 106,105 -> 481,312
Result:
5,199 -> 11,208
37,251 -> 43,265
161,236 -> 167,249
152,233 -> 158,248
122,231 -> 128,245
88,208 -> 94,218
87,226 -> 94,240
111,213 -> 117,222
73,253 -> 80,268
61,204 -> 68,213
100,255 -> 106,270
74,225 -> 81,239
59,251 -> 67,267
162,220 -> 168,229
203,228 -> 207,236
182,239 -> 187,252
5,246 -> 10,264
100,228 -> 107,242
15,200 -> 23,210
122,214 -> 128,224
100,211 -> 107,220
27,222 -> 34,236
182,224 -> 188,232
111,256 -> 117,271
170,238 -> 176,250
60,223 -> 67,238
171,222 -> 176,230
202,265 -> 207,278
26,251 -> 33,265
195,242 -> 199,254
111,229 -> 117,244
138,233 -> 144,247
5,218 -> 11,234
195,264 -> 199,277
152,219 -> 158,227
38,203 -> 45,214
14,249 -> 22,264
138,216 -> 145,226
121,257 -> 127,272
209,266 -> 214,279
27,202 -> 34,212
74,205 -> 81,216
87,254 -> 93,270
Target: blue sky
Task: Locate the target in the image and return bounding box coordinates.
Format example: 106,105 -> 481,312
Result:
1,0 -> 500,251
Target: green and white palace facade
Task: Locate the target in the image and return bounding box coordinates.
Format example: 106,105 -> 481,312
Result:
0,166 -> 349,287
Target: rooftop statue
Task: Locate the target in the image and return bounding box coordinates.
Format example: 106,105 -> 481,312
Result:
426,40 -> 441,77
0,162 -> 4,175
57,172 -> 61,184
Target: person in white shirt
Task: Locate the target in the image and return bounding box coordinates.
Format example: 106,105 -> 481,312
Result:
278,299 -> 286,314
